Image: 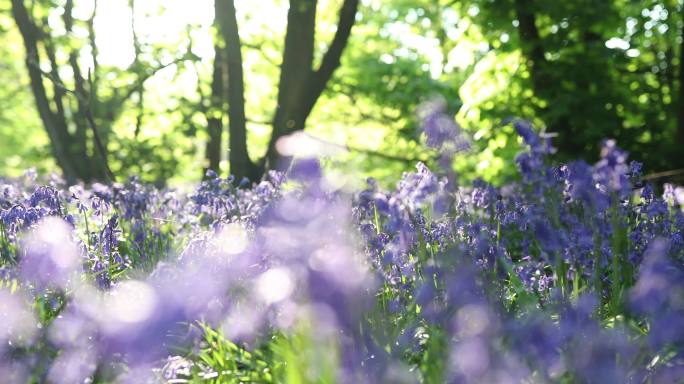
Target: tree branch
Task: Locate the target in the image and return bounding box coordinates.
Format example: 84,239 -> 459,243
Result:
119,56 -> 195,103
300,132 -> 429,164
30,61 -> 115,181
334,82 -> 404,124
270,0 -> 318,146
42,38 -> 68,128
63,0 -> 91,161
84,70 -> 116,182
301,0 -> 359,121
129,0 -> 145,137
88,0 -> 99,80
643,168 -> 684,181
242,41 -> 280,67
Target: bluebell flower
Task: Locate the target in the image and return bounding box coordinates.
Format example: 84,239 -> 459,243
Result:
19,216 -> 81,291
417,98 -> 462,150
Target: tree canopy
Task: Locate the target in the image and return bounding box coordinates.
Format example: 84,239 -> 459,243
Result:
1,0 -> 683,184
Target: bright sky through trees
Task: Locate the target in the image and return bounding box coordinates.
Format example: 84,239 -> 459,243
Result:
67,0 -> 291,68
86,0 -> 454,76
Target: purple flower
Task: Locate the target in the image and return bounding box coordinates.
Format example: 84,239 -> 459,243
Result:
19,216 -> 81,290
0,288 -> 37,352
417,98 -> 461,149
630,238 -> 684,351
514,120 -> 541,150
289,158 -> 323,182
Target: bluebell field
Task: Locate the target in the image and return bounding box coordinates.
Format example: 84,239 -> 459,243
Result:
1,108 -> 684,383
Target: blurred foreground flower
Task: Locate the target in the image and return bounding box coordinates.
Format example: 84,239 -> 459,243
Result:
20,216 -> 80,290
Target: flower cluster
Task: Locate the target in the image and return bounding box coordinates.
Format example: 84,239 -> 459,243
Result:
0,124 -> 683,382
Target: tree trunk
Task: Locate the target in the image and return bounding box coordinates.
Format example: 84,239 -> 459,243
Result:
64,0 -> 107,181
11,0 -> 78,182
216,0 -> 260,182
513,0 -> 577,154
266,0 -> 359,169
513,0 -> 548,89
205,45 -> 224,175
678,4 -> 684,147
212,0 -> 359,181
267,0 -> 318,169
514,0 -> 626,159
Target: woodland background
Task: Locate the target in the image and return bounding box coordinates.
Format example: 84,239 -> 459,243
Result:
1,0 -> 683,185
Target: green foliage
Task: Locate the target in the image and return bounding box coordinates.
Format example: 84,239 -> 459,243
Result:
2,0 -> 684,184
463,0 -> 684,173
179,322 -> 340,384
191,325 -> 276,383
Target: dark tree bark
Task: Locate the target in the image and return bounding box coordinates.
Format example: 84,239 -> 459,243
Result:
205,44 -> 225,175
513,0 -> 576,154
216,0 -> 260,182
513,0 -> 624,159
212,0 -> 358,181
267,0 -> 318,169
64,0 -> 107,181
678,5 -> 684,147
513,0 -> 547,89
267,0 -> 360,169
301,0 -> 359,125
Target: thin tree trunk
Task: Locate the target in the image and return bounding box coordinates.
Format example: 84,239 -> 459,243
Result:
64,0 -> 92,179
130,0 -> 145,138
87,0 -> 99,83
678,4 -> 684,146
205,45 -> 224,175
65,0 -> 108,180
